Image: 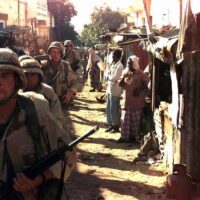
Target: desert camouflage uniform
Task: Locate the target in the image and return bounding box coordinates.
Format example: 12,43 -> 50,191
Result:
19,58 -> 63,123
42,60 -> 78,99
0,49 -> 74,200
0,92 -> 72,200
63,40 -> 81,72
63,49 -> 81,72
38,83 -> 63,123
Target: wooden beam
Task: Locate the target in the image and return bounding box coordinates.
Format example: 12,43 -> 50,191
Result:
142,0 -> 152,34
151,55 -> 156,111
180,0 -> 182,24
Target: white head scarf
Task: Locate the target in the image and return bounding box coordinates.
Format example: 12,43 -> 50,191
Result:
127,55 -> 140,69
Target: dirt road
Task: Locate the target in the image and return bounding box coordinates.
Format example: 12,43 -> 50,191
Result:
64,83 -> 167,200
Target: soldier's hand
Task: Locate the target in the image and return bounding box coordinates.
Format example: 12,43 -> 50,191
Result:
62,90 -> 75,103
67,148 -> 77,169
13,173 -> 43,192
63,149 -> 77,181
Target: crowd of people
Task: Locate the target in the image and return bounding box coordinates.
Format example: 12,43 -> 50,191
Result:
102,49 -> 150,144
0,37 -> 150,199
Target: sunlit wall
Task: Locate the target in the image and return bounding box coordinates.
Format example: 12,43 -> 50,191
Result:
0,0 -> 27,26
0,0 -> 51,38
151,0 -> 180,28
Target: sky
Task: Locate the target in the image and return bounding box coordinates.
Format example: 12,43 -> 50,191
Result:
71,0 -> 135,33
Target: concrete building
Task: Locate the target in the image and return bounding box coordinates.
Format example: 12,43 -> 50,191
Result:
0,0 -> 53,39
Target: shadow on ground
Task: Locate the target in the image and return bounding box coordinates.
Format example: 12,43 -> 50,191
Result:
66,169 -> 165,200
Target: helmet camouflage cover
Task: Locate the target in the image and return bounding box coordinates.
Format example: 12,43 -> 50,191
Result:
18,55 -> 33,62
47,41 -> 64,56
0,48 -> 26,89
20,58 -> 44,80
64,40 -> 73,47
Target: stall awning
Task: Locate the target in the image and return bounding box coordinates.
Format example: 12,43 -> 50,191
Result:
118,38 -> 146,46
140,29 -> 179,63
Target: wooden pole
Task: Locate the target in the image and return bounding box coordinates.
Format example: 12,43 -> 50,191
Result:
151,55 -> 156,111
18,0 -> 20,26
142,0 -> 152,34
180,0 -> 183,24
25,2 -> 28,26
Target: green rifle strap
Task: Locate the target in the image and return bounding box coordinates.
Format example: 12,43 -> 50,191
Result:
17,94 -> 45,160
61,61 -> 69,83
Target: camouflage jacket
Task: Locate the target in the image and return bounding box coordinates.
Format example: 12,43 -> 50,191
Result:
42,60 -> 78,98
38,83 -> 63,123
0,92 -> 73,200
22,83 -> 63,124
63,49 -> 81,72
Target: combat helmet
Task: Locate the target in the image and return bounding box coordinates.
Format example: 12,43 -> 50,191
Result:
18,55 -> 33,62
47,41 -> 64,56
64,40 -> 73,47
20,58 -> 44,80
0,48 -> 26,89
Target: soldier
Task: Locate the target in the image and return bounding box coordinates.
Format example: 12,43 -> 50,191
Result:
19,57 -> 64,124
42,41 -> 78,108
0,48 -> 75,199
42,41 -> 78,107
63,40 -> 82,92
63,40 -> 81,72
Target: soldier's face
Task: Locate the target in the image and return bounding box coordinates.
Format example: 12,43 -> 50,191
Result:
0,69 -> 15,100
25,73 -> 40,89
65,44 -> 72,52
49,48 -> 62,62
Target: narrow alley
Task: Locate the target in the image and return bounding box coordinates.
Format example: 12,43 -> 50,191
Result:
64,83 -> 166,200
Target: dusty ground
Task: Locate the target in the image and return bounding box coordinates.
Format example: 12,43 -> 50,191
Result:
64,82 -> 167,200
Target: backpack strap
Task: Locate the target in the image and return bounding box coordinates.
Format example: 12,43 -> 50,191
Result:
17,94 -> 45,160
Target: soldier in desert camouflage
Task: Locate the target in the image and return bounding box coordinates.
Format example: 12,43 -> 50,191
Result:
0,48 -> 75,200
42,41 -> 78,107
19,56 -> 63,124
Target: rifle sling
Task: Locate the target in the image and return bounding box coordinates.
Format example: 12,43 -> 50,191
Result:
47,70 -> 60,85
17,94 -> 45,160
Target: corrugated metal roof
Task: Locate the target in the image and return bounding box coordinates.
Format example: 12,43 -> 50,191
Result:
140,28 -> 179,63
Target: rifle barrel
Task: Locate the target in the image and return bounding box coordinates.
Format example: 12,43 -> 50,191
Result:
23,126 -> 99,179
68,125 -> 99,147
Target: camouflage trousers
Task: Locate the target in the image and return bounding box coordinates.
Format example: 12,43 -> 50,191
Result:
89,66 -> 102,91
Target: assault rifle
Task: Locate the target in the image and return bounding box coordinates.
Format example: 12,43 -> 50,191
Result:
0,126 -> 99,200
34,54 -> 49,64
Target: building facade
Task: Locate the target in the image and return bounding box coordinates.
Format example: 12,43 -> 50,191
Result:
0,0 -> 53,40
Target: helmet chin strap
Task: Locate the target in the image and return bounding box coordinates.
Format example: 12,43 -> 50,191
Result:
0,92 -> 16,105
